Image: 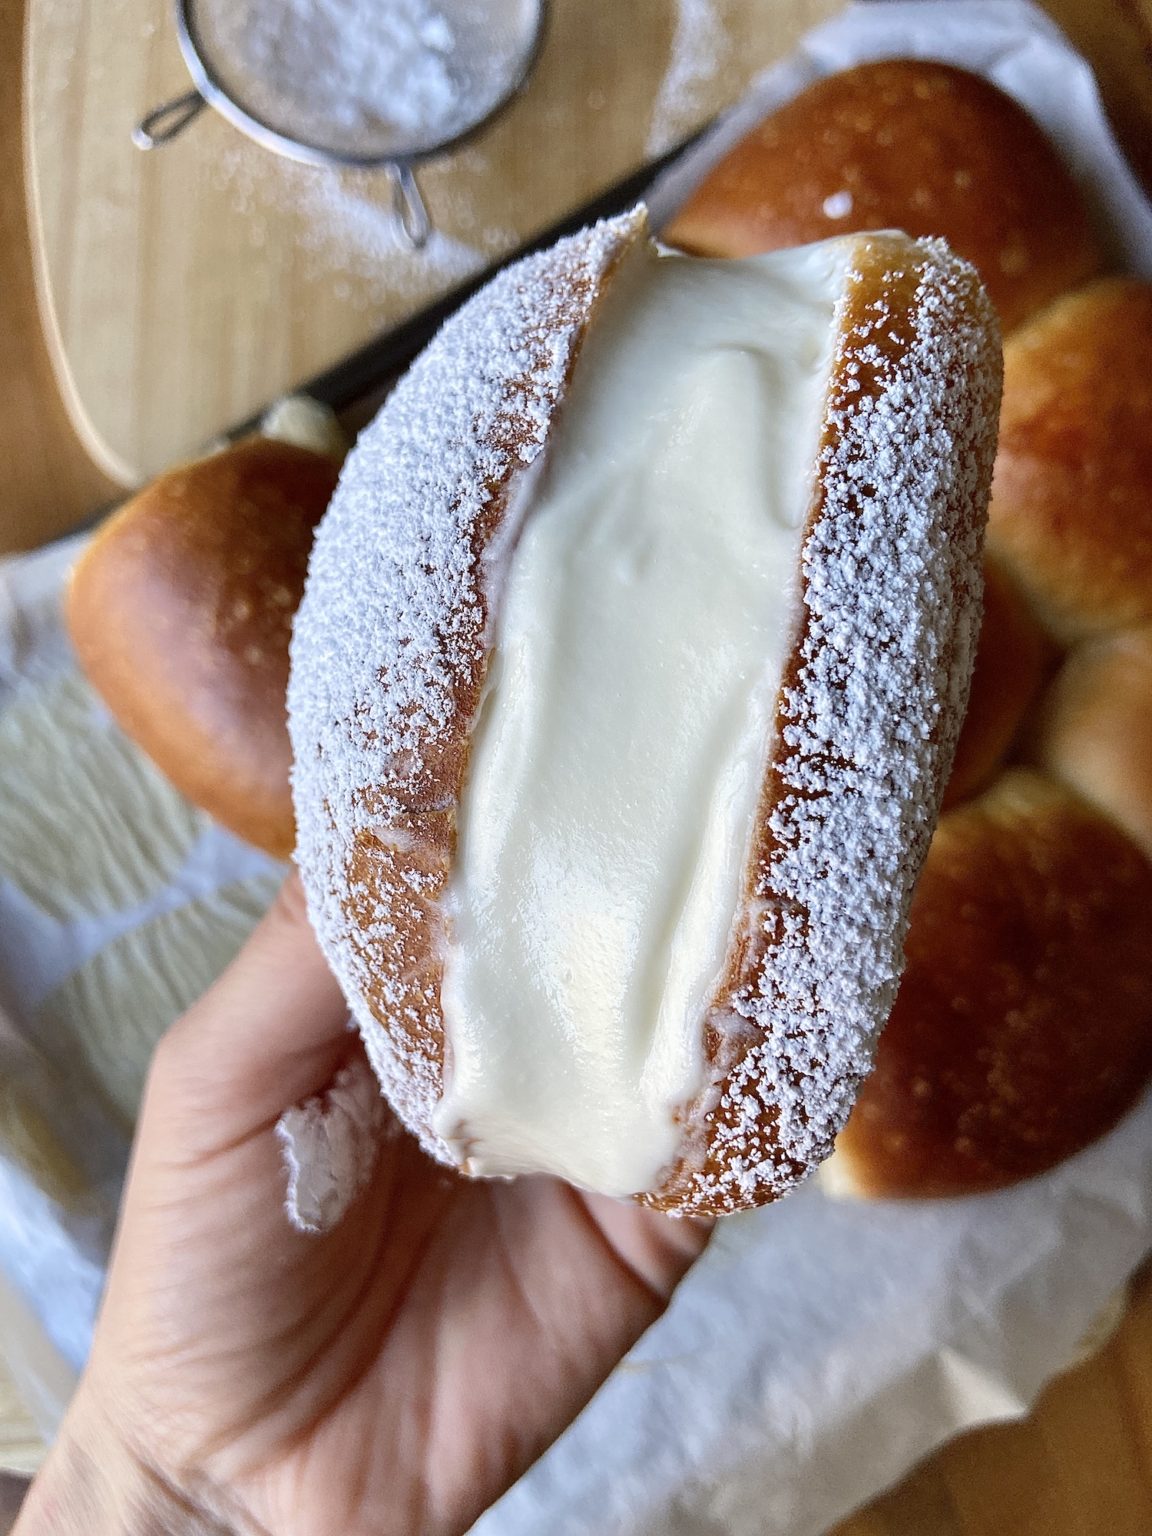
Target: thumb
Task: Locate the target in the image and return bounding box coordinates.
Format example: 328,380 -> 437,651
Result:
143,873 -> 356,1157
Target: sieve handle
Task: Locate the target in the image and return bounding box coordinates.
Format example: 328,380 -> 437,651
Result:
133,90 -> 208,150
389,164 -> 432,249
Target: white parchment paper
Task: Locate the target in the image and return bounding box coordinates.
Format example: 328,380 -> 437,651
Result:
1,4 -> 1150,1529
0,538 -> 284,1434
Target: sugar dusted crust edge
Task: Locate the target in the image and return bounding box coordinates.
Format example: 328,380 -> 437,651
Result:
289,209 -> 649,1162
647,234 -> 1001,1214
288,217 -> 1001,1216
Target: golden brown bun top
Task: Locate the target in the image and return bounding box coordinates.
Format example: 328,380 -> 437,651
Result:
988,279 -> 1152,641
1033,624 -> 1152,866
942,555 -> 1053,810
67,438 -> 340,857
664,59 -> 1104,334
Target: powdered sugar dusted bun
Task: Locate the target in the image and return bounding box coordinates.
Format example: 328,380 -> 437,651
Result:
289,210 -> 1001,1216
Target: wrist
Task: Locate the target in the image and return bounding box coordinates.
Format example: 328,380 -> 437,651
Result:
14,1393 -> 232,1536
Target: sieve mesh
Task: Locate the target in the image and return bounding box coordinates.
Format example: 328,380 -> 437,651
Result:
184,0 -> 544,162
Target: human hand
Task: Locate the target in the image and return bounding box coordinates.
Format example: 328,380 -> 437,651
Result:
17,877 -> 708,1536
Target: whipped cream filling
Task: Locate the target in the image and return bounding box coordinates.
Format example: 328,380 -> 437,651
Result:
434,237 -> 851,1196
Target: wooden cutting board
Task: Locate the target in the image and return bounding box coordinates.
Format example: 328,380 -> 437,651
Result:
23,0 -> 843,486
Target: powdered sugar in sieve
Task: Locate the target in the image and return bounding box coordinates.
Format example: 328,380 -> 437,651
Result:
135,0 -> 546,246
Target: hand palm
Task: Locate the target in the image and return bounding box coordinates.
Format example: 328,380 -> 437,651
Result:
88,884 -> 707,1536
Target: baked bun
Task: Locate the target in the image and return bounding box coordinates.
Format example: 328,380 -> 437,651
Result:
833,771 -> 1152,1199
289,210 -> 1000,1216
663,59 -> 1103,334
943,555 -> 1052,809
67,438 -> 340,857
988,280 -> 1152,641
1033,626 -> 1152,863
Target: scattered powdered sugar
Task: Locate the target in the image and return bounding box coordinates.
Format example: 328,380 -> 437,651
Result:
647,0 -> 728,156
294,170 -> 489,290
822,189 -> 854,220
289,218 -> 1000,1211
277,1052 -> 389,1233
685,236 -> 1001,1214
210,140 -> 506,310
289,209 -> 646,1154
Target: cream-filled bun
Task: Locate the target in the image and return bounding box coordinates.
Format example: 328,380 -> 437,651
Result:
288,210 -> 1001,1216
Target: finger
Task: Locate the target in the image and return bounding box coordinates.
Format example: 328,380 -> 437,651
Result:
144,874 -> 355,1152
580,1191 -> 712,1298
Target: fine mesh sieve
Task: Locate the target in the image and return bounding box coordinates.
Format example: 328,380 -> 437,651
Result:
135,0 -> 548,246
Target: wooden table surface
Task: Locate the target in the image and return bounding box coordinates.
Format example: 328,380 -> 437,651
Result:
22,0 -> 845,486
3,0 -> 1152,1531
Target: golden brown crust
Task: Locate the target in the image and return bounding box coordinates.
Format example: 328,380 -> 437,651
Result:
835,771 -> 1152,1199
943,556 -> 1054,810
67,438 -> 339,857
987,279 -> 1152,641
663,59 -> 1103,335
1031,626 -> 1152,864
